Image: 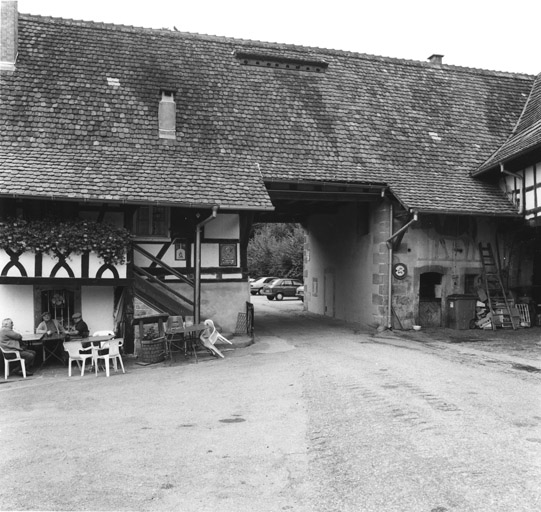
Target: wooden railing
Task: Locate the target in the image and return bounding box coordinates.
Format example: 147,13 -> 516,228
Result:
132,244 -> 194,310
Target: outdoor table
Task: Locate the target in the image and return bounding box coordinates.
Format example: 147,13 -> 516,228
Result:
41,334 -> 68,365
21,332 -> 44,350
165,323 -> 206,363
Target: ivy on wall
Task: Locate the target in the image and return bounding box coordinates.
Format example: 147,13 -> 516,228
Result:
0,218 -> 132,266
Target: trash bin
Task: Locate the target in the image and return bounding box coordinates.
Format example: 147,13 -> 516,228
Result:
447,294 -> 477,329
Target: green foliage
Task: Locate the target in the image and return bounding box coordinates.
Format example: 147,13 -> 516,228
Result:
0,217 -> 132,265
247,223 -> 304,279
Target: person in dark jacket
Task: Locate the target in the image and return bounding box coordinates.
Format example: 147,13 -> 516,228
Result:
70,312 -> 90,338
0,318 -> 35,375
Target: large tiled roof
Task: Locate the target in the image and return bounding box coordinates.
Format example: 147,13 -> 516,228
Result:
474,73 -> 541,175
0,13 -> 535,214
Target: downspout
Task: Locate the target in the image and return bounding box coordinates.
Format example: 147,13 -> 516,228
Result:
194,205 -> 219,324
385,209 -> 419,329
386,202 -> 393,329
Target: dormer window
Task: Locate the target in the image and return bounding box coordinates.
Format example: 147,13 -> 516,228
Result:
159,90 -> 176,139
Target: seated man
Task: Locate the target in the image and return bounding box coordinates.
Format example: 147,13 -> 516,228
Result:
37,311 -> 68,363
69,312 -> 93,351
36,311 -> 66,338
0,318 -> 36,376
69,312 -> 89,338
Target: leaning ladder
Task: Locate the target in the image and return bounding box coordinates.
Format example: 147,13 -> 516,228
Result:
478,243 -> 517,330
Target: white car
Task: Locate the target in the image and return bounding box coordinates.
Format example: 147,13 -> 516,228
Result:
250,276 -> 279,295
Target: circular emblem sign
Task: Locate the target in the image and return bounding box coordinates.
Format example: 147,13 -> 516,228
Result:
392,263 -> 407,280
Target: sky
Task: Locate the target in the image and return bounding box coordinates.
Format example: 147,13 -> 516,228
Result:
16,0 -> 541,76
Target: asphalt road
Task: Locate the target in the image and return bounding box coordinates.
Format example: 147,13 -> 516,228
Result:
0,296 -> 539,511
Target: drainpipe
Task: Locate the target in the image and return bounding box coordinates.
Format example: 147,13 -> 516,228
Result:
387,203 -> 394,329
386,209 -> 419,329
194,205 -> 219,324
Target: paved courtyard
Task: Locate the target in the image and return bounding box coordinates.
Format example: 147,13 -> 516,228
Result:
1,300 -> 540,511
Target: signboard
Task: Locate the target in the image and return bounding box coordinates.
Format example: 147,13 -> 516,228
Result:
392,262 -> 407,280
219,243 -> 237,267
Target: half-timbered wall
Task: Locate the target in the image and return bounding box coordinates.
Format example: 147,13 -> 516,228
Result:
133,213 -> 243,280
501,161 -> 541,222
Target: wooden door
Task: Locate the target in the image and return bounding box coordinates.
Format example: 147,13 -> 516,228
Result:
324,272 -> 335,317
419,300 -> 442,327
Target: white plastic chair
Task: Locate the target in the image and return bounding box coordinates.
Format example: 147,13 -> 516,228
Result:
203,319 -> 233,345
1,346 -> 27,379
93,339 -> 125,377
199,320 -> 227,359
92,330 -> 115,337
63,341 -> 93,377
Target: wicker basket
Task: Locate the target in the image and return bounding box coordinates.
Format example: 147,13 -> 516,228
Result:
140,337 -> 165,364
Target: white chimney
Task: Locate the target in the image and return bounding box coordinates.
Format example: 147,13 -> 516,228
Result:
0,0 -> 18,72
158,90 -> 177,140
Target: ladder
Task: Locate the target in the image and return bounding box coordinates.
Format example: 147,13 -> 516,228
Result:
478,243 -> 517,330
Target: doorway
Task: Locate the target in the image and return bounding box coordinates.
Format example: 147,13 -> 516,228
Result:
418,272 -> 443,327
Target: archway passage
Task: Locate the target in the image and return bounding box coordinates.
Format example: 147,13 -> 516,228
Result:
418,272 -> 443,327
248,179 -> 387,326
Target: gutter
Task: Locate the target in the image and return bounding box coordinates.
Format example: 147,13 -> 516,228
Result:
0,193 -> 273,211
194,205 -> 219,324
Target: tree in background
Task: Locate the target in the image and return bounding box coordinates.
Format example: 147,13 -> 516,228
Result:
248,223 -> 304,279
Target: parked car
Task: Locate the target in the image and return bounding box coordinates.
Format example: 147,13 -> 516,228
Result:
261,278 -> 303,300
250,276 -> 279,295
296,285 -> 305,301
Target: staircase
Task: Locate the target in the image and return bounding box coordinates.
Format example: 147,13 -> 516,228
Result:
478,243 -> 517,330
133,244 -> 194,318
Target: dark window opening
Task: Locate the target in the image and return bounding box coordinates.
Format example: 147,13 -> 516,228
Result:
419,272 -> 442,300
134,206 -> 169,238
235,51 -> 328,73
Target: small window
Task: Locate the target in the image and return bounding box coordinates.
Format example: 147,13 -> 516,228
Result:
134,206 -> 169,238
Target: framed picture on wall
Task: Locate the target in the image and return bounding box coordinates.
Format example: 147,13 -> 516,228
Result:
219,243 -> 237,267
174,241 -> 187,261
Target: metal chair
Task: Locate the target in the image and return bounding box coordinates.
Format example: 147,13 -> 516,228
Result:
1,346 -> 27,379
164,316 -> 185,360
63,340 -> 93,377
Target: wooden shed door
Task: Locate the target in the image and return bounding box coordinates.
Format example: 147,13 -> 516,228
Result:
419,300 -> 442,327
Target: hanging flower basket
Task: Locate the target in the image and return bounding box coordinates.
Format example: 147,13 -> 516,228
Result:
0,218 -> 132,266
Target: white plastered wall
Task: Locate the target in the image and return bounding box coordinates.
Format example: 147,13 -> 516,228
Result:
0,284 -> 34,334
80,286 -> 115,335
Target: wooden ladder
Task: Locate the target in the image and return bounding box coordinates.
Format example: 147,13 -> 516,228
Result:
478,243 -> 517,330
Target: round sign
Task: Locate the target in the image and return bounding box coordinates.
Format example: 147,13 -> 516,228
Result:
392,262 -> 407,280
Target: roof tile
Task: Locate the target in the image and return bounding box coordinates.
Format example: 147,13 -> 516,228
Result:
0,13 -> 536,214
